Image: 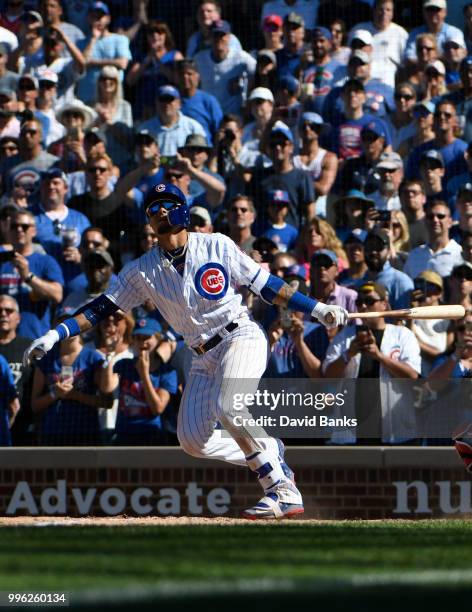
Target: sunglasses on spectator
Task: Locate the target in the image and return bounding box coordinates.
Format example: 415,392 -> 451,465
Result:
39,81 -> 56,89
453,270 -> 472,281
402,188 -> 423,196
166,172 -> 184,180
64,111 -> 84,119
87,165 -> 109,173
11,223 -> 32,231
356,295 -> 382,306
20,128 -> 38,136
311,257 -> 335,269
230,206 -> 249,213
189,215 -> 207,228
395,93 -> 414,101
0,306 -> 15,314
426,212 -> 448,220
456,325 -> 471,333
435,111 -> 453,119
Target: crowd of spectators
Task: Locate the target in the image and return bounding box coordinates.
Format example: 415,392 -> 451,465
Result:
0,0 -> 471,447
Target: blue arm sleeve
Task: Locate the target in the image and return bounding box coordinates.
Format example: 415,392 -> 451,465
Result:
260,274 -> 319,316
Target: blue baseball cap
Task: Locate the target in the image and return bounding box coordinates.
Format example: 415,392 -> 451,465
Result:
270,122 -> 293,142
300,111 -> 324,127
133,317 -> 163,336
278,75 -> 299,94
312,26 -> 332,41
283,264 -> 306,280
311,249 -> 338,266
413,100 -> 435,116
210,19 -> 231,35
361,118 -> 387,140
157,85 -> 180,100
89,1 -> 110,15
267,189 -> 290,205
41,167 -> 68,185
345,229 -> 368,244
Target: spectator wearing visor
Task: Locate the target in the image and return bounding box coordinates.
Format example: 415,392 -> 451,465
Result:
139,84 -> 206,158
195,19 -> 255,115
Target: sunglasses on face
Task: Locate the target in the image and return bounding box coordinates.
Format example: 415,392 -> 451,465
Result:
230,207 -> 248,213
158,96 -> 176,103
356,295 -> 382,306
87,166 -> 108,174
311,258 -> 335,269
11,223 -> 32,231
453,271 -> 472,281
417,45 -> 435,51
426,212 -> 447,220
166,172 -> 184,180
20,129 -> 38,136
189,216 -> 206,228
395,93 -> 414,101
435,111 -> 453,119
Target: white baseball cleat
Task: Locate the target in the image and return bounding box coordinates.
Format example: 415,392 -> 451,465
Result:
241,481 -> 304,520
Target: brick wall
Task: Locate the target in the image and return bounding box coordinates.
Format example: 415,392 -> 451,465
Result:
0,448 -> 469,518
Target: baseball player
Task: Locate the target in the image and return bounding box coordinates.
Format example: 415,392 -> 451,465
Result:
23,183 -> 348,519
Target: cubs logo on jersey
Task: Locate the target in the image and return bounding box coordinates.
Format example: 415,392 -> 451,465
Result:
156,184 -> 165,192
195,263 -> 228,300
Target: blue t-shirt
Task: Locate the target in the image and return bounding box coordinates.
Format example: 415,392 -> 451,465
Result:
303,59 -> 344,115
181,90 -> 223,145
276,46 -> 305,79
322,80 -> 395,123
406,138 -> 468,184
114,359 -> 178,435
262,223 -> 299,252
264,322 -> 329,378
0,253 -> 64,337
330,113 -> 391,160
0,353 -> 17,446
38,347 -> 103,440
31,205 -> 91,285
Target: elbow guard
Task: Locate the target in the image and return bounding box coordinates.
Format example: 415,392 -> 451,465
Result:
74,294 -> 120,327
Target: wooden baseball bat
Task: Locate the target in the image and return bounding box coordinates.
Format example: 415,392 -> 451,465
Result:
348,305 -> 466,320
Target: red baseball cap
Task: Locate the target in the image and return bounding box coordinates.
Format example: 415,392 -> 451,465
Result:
263,14 -> 283,31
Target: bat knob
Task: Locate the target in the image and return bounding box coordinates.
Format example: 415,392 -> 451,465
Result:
325,312 -> 335,326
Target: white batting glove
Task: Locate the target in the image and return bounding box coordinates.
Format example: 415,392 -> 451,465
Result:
22,330 -> 60,367
312,302 -> 349,329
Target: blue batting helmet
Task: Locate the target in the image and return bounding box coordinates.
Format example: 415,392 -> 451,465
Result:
144,183 -> 190,229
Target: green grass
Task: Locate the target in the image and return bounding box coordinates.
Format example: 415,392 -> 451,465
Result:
2,520 -> 472,610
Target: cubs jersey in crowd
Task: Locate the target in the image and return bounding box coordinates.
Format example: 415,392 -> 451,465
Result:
105,232 -> 270,347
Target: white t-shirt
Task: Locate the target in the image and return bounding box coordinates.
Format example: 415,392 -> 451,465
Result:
350,22 -> 408,88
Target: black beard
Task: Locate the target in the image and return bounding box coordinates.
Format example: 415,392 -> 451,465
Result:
366,258 -> 384,273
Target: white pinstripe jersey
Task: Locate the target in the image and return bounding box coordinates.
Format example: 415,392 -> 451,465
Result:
105,232 -> 270,347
